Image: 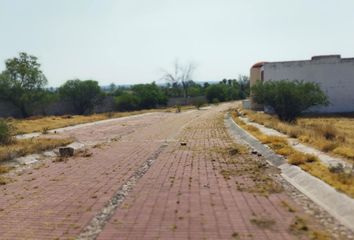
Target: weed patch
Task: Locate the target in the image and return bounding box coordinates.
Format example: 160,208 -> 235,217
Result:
0,137 -> 74,162
287,152 -> 318,165
0,119 -> 14,144
240,109 -> 354,160
220,169 -> 232,180
333,147 -> 354,159
290,216 -> 330,240
250,217 -> 276,229
211,144 -> 248,156
222,155 -> 283,196
281,200 -> 296,212
232,111 -> 354,198
0,176 -> 11,185
0,165 -> 12,174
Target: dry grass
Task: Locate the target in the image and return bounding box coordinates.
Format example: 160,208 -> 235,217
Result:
211,143 -> 248,156
232,111 -> 354,198
221,156 -> 284,196
9,106 -> 196,135
287,153 -> 318,166
290,216 -> 330,240
0,176 -> 11,185
250,217 -> 276,229
333,147 -> 354,159
301,161 -> 354,197
241,110 -> 354,161
0,137 -> 74,162
281,200 -> 296,213
0,165 -> 11,174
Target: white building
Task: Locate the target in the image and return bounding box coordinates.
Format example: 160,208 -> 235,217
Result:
249,55 -> 354,113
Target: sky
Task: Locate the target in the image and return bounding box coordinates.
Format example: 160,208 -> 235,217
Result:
1,0 -> 354,87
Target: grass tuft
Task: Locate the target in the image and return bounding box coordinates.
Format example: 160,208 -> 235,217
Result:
250,217 -> 276,229
0,176 -> 11,185
333,147 -> 354,159
0,119 -> 14,145
314,124 -> 337,140
281,200 -> 296,212
0,137 -> 74,162
290,216 -> 330,240
287,152 -> 318,165
0,165 -> 11,174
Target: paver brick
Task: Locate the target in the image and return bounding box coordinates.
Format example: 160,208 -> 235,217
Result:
0,105 -> 330,239
0,112 -> 197,240
97,106 -> 326,240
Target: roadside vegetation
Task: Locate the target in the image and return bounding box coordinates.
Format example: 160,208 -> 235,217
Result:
1,118 -> 73,162
0,53 -> 250,119
0,135 -> 73,184
0,119 -> 14,144
114,82 -> 168,111
59,79 -> 102,115
232,111 -> 354,198
0,137 -> 74,162
252,80 -> 328,122
0,52 -> 51,118
241,110 -> 354,161
0,115 -> 71,169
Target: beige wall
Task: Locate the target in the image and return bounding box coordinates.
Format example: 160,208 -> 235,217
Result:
264,56 -> 354,113
250,66 -> 263,110
250,67 -> 262,87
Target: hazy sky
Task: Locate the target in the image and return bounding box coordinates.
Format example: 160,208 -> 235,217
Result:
1,0 -> 354,87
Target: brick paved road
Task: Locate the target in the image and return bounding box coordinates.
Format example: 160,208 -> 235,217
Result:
0,104 -> 327,239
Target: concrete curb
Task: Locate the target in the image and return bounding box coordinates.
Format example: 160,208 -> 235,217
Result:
225,113 -> 354,232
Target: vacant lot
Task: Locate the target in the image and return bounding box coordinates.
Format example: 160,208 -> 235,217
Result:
8,106 -> 195,135
242,110 -> 354,160
232,111 -> 354,198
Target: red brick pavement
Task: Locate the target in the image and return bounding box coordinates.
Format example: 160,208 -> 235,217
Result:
97,108 -> 318,240
0,105 -> 327,240
0,111 -> 199,240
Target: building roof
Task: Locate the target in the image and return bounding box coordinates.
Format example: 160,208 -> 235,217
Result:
311,55 -> 341,60
251,62 -> 267,69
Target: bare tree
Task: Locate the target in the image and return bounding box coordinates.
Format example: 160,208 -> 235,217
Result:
162,60 -> 196,99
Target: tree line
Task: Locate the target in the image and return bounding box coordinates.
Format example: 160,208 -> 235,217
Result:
0,52 -> 250,118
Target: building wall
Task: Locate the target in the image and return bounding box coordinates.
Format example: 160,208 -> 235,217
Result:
249,66 -> 264,110
250,67 -> 262,87
263,55 -> 354,113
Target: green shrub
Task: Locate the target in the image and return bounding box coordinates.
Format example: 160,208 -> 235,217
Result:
212,98 -> 220,104
59,79 -> 102,115
114,93 -> 140,111
205,84 -> 227,103
131,82 -> 167,109
192,99 -> 206,109
0,119 -> 14,145
176,105 -> 181,113
252,80 -> 328,122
